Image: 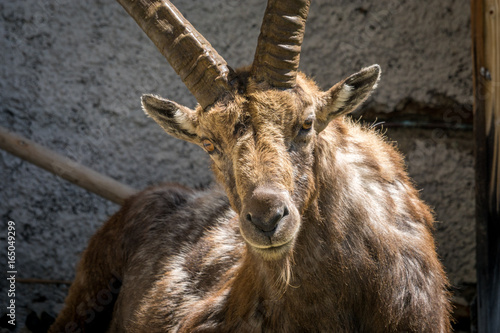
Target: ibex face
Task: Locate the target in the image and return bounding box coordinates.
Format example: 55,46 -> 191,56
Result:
143,66 -> 380,260
130,0 -> 380,260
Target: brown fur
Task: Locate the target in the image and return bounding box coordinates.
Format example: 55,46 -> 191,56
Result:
50,67 -> 451,332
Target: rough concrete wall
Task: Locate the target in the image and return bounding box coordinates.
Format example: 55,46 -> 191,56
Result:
0,0 -> 473,330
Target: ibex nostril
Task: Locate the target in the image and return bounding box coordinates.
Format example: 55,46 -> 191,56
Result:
283,206 -> 289,218
269,209 -> 284,228
246,213 -> 252,222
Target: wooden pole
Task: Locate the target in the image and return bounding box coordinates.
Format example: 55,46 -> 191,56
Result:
471,0 -> 500,331
0,125 -> 137,205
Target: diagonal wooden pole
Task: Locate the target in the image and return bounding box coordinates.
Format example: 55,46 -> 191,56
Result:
0,125 -> 137,205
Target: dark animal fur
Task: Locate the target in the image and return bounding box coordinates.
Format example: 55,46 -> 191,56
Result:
50,71 -> 451,331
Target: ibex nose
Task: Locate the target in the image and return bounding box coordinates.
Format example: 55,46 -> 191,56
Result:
246,206 -> 289,233
243,188 -> 290,236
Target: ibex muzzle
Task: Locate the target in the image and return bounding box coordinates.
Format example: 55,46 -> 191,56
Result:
243,188 -> 290,233
240,186 -> 300,258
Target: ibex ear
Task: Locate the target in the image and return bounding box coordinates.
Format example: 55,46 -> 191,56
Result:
141,94 -> 199,143
315,65 -> 381,132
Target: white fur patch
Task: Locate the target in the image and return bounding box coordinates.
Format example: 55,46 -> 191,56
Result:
174,109 -> 197,134
331,84 -> 353,111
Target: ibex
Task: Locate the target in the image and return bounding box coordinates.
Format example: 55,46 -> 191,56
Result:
50,0 -> 451,332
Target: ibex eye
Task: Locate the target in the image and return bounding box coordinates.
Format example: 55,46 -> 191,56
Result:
202,139 -> 215,153
302,119 -> 313,131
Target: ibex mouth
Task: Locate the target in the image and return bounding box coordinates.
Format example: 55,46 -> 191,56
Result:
250,240 -> 294,260
251,239 -> 293,250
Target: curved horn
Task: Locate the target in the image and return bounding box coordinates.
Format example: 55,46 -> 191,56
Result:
117,0 -> 234,109
251,0 -> 311,88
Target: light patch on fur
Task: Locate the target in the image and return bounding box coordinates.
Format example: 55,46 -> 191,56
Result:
363,182 -> 386,219
167,258 -> 190,286
141,94 -> 199,142
331,83 -> 353,111
336,148 -> 365,167
205,225 -> 237,262
174,108 -> 198,134
386,180 -> 408,217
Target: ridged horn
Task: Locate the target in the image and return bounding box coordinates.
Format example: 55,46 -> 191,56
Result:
251,0 -> 311,88
116,0 -> 234,109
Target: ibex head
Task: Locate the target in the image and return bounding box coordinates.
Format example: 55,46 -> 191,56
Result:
120,0 -> 380,260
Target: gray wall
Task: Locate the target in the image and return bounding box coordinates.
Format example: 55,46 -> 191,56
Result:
0,0 -> 473,329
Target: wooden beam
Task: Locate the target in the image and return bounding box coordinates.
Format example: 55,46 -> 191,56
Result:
0,125 -> 137,205
471,0 -> 500,331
